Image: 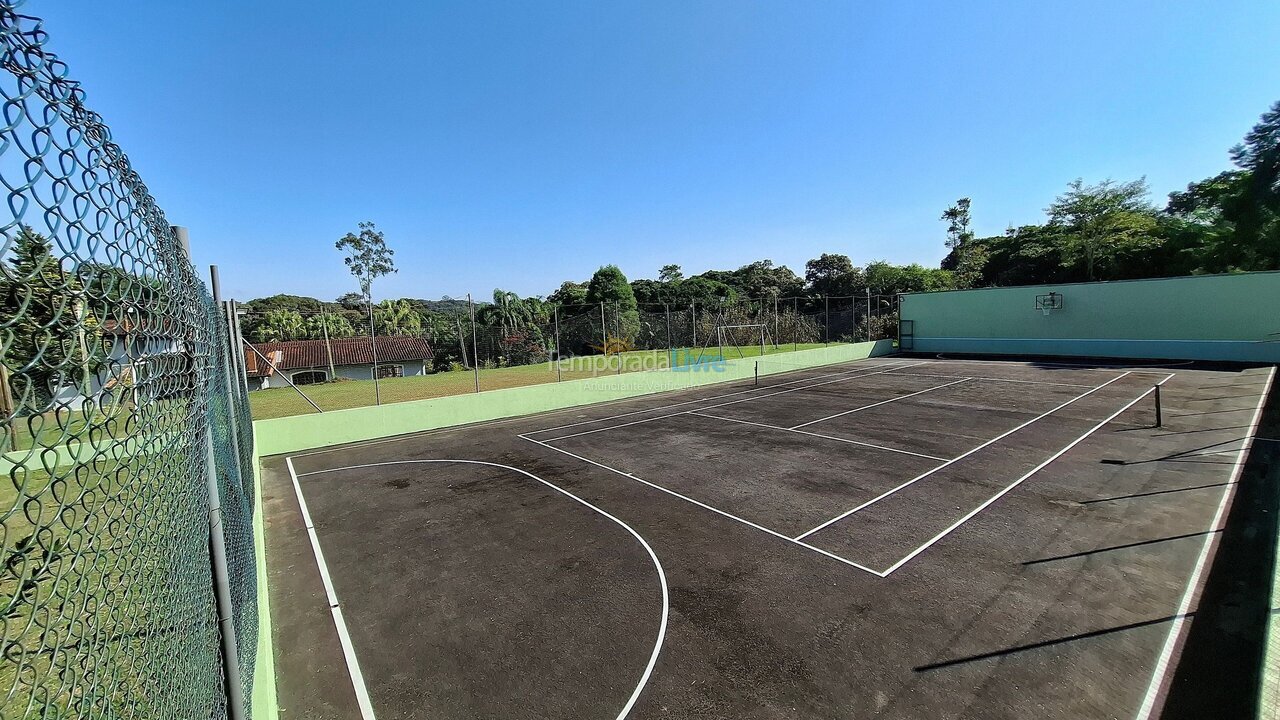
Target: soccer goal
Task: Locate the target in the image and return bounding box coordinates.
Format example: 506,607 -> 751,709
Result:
715,324 -> 773,359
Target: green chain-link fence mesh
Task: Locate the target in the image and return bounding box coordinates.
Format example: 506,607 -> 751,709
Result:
0,4 -> 257,718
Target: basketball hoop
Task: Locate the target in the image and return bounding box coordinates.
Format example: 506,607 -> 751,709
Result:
1034,291 -> 1063,316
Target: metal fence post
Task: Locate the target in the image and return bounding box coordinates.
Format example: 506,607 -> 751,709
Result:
468,293 -> 480,393
553,304 -> 561,382
196,257 -> 248,720
824,295 -> 830,344
367,300 -> 381,405
866,288 -> 872,342
793,297 -> 799,352
1154,384 -> 1163,427
664,303 -> 673,368
205,426 -> 247,720
691,303 -> 697,349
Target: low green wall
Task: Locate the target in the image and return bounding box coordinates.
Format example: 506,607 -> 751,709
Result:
253,340 -> 893,457
901,272 -> 1280,362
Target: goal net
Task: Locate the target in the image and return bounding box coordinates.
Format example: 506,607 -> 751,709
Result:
714,324 -> 773,359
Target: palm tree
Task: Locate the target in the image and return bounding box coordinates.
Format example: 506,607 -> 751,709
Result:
375,299 -> 423,335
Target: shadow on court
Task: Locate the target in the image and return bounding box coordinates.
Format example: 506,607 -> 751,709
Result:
1159,380 -> 1280,719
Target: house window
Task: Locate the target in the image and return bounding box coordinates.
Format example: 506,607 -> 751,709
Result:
376,364 -> 403,379
293,370 -> 328,386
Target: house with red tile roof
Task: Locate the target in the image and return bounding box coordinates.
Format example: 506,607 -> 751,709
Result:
244,336 -> 434,390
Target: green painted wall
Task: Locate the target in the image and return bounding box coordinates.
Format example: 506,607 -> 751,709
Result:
253,340 -> 893,457
900,272 -> 1280,362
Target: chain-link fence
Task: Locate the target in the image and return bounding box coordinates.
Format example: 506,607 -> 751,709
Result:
237,293 -> 901,419
0,6 -> 256,719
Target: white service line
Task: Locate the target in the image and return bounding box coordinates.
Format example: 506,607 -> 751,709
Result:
285,457 -> 379,720
789,378 -> 971,430
879,373 -> 1177,577
1134,365 -> 1276,720
523,359 -> 912,437
882,371 -> 1094,388
793,371 -> 1135,541
293,458 -> 672,720
687,411 -> 948,462
542,361 -> 930,443
521,434 -> 888,576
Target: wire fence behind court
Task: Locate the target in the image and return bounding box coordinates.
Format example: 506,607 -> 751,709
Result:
237,294 -> 901,418
0,6 -> 257,719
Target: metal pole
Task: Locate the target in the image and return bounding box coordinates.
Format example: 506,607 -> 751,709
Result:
1154,384 -> 1163,427
205,427 -> 247,720
242,340 -> 323,413
320,305 -> 336,380
615,301 -> 622,375
230,300 -> 250,396
824,296 -> 830,344
866,288 -> 872,342
600,301 -> 608,351
367,300 -> 381,405
554,304 -> 562,382
774,295 -> 779,349
208,265 -> 246,478
468,293 -> 480,393
793,297 -> 798,352
755,360 -> 759,386
664,303 -> 673,368
691,302 -> 697,349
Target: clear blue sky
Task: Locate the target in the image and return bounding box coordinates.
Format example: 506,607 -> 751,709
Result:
37,1 -> 1280,302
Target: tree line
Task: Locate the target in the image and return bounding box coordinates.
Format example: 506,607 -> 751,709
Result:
242,98 -> 1279,349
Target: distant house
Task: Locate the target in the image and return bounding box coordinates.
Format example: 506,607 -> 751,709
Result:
244,336 -> 434,390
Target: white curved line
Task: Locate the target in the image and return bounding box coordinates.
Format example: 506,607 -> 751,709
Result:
297,458 -> 670,720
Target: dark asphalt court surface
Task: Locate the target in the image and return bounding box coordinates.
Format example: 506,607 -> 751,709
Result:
260,356 -> 1280,719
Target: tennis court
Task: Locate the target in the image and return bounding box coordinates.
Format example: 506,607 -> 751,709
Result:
261,355 -> 1277,719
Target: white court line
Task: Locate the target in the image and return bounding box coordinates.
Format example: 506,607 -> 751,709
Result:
879,372 -> 1178,577
924,357 -> 1190,375
542,361 -> 930,443
687,411 -> 948,462
789,378 -> 971,430
1135,365 -> 1276,720
521,434 -> 888,577
285,457 -> 378,720
293,458 -> 672,720
885,371 -> 1093,388
793,371 -> 1135,541
523,359 -> 912,437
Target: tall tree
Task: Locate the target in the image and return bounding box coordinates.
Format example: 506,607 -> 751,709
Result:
804,253 -> 865,297
585,265 -> 640,340
335,221 -> 397,304
940,198 -> 987,287
0,227 -> 104,408
658,264 -> 683,283
1046,178 -> 1159,280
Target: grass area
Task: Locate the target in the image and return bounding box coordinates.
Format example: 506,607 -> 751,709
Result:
0,447 -> 226,718
249,343 -> 832,420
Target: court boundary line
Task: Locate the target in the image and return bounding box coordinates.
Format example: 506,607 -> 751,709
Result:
879,372 -> 1176,576
686,410 -> 948,462
291,458 -> 672,720
789,377 -> 972,430
794,371 -> 1135,541
284,357 -> 909,461
885,371 -> 1093,388
285,457 -> 378,720
519,434 -> 890,576
916,356 -> 1194,375
539,361 -> 930,442
521,359 -> 912,438
1134,365 -> 1276,720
